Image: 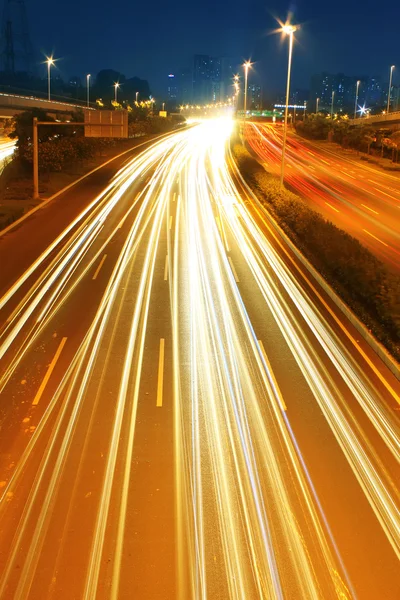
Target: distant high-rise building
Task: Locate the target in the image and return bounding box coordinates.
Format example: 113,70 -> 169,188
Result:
220,57 -> 239,101
171,56 -> 240,106
309,72 -> 384,113
248,84 -> 262,109
363,77 -> 383,107
393,86 -> 400,111
191,54 -> 242,104
167,74 -> 178,100
192,54 -> 222,104
167,68 -> 192,106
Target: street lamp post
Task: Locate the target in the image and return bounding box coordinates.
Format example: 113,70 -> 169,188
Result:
387,65 -> 395,113
354,80 -> 360,120
316,97 -> 319,113
331,90 -> 335,119
280,24 -> 297,187
114,82 -> 120,103
86,74 -> 91,108
162,102 -> 165,111
46,57 -> 54,101
243,61 -> 251,120
136,91 -> 139,104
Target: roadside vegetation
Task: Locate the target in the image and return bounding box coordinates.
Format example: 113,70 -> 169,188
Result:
231,135 -> 400,362
8,108 -> 184,174
0,108 -> 185,230
295,113 -> 400,164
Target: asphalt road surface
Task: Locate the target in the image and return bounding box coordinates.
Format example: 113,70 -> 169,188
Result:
245,122 -> 400,271
0,119 -> 399,599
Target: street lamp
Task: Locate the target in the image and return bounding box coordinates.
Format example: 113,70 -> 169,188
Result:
86,74 -> 91,108
162,102 -> 165,111
354,80 -> 360,120
331,90 -> 335,119
387,65 -> 395,113
136,91 -> 139,104
243,60 -> 251,119
316,97 -> 319,113
114,82 -> 120,103
46,56 -> 54,101
280,23 -> 297,187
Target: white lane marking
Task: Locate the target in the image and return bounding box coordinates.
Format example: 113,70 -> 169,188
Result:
164,255 -> 169,281
325,202 -> 340,213
32,337 -> 67,406
258,340 -> 287,411
92,254 -> 107,280
374,188 -> 399,201
361,204 -> 379,215
157,339 -> 165,407
362,229 -> 389,247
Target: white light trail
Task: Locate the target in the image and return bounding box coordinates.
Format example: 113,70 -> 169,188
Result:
0,118 -> 398,599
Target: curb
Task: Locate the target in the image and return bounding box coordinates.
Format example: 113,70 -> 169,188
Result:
230,148 -> 400,382
0,131 -> 175,239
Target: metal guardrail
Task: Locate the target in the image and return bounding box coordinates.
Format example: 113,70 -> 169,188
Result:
0,91 -> 96,112
348,110 -> 400,126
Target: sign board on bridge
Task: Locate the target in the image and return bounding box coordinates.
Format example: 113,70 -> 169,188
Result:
84,109 -> 128,138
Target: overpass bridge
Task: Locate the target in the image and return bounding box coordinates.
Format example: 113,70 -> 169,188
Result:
0,92 -> 94,118
348,110 -> 400,129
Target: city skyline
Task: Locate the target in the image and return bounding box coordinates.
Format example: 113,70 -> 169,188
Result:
1,0 -> 397,98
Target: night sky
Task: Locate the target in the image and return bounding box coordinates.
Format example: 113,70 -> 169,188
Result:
30,0 -> 399,96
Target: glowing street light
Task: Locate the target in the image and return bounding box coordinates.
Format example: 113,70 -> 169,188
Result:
243,61 -> 252,119
46,56 -> 55,101
136,91 -> 139,104
354,80 -> 360,120
387,65 -> 395,113
280,22 -> 298,187
114,82 -> 120,103
86,74 -> 91,108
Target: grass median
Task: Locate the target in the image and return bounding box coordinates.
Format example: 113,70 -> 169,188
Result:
231,139 -> 400,363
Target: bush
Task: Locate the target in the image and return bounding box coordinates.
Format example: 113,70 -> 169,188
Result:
20,136 -> 116,172
232,141 -> 400,360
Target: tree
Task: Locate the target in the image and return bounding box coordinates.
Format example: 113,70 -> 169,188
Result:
8,109 -> 56,147
389,131 -> 400,163
295,113 -> 330,140
332,118 -> 350,146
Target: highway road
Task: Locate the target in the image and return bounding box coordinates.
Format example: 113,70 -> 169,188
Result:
0,138 -> 15,173
245,122 -> 400,271
0,118 -> 399,599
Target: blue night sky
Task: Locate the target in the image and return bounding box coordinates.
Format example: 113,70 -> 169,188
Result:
30,0 -> 399,96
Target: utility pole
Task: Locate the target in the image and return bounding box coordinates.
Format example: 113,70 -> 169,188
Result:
0,0 -> 34,73
33,117 -> 38,198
